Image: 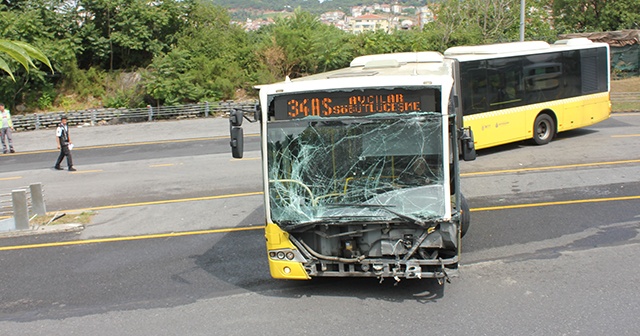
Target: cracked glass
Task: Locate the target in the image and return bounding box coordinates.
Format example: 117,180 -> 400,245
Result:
267,112 -> 446,229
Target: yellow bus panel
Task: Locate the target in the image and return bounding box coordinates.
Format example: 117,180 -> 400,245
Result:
265,223 -> 310,280
464,92 -> 610,150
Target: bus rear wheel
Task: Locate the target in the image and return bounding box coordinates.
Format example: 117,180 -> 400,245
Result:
533,113 -> 555,145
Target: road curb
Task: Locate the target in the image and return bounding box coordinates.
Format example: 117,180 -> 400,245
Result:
0,223 -> 84,239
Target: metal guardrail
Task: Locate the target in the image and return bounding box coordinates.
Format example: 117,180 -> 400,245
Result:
611,92 -> 640,103
12,101 -> 258,131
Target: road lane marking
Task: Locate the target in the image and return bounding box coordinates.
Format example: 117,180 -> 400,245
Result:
70,169 -> 103,174
612,134 -> 640,138
0,226 -> 264,251
1,194 -> 638,252
471,195 -> 640,212
461,158 -> 640,177
150,163 -> 175,167
64,191 -> 264,213
0,176 -> 22,181
0,191 -> 265,220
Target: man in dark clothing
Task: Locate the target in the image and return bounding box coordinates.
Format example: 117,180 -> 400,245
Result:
54,116 -> 76,171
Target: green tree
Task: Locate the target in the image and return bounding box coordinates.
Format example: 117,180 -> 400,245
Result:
425,0 -> 520,49
553,0 -> 640,33
145,1 -> 255,104
0,39 -> 52,81
0,1 -> 59,110
77,0 -> 187,70
256,9 -> 353,80
423,0 -> 556,51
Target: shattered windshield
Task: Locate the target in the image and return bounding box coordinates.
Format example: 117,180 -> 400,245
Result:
267,113 -> 446,226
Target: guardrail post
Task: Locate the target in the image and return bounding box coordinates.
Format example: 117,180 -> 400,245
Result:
91,110 -> 96,126
148,105 -> 153,121
205,101 -> 210,118
30,183 -> 46,216
35,113 -> 40,130
12,189 -> 29,230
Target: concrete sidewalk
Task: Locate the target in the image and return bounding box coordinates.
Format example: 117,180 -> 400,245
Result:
2,116 -> 262,239
11,116 -> 260,153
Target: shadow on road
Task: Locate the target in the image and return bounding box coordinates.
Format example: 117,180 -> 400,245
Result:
194,207 -> 446,303
474,128 -> 600,158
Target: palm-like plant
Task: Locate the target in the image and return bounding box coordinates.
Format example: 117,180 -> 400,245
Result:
0,39 -> 53,81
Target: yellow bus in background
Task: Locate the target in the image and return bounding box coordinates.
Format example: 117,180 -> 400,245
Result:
445,38 -> 610,150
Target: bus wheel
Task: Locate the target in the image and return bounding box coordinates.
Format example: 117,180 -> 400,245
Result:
460,194 -> 470,237
533,113 -> 555,145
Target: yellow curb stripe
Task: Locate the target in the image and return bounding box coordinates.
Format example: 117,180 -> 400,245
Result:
461,159 -> 640,177
0,226 -> 264,251
0,176 -> 22,181
7,133 -> 260,155
64,191 -> 264,213
70,169 -> 103,174
1,194 -> 638,252
612,134 -> 640,138
471,195 -> 640,212
0,191 -> 264,220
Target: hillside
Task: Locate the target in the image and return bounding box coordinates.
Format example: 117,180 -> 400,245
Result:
211,0 -> 426,15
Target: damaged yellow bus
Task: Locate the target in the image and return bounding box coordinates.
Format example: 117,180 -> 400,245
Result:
230,51 -> 476,282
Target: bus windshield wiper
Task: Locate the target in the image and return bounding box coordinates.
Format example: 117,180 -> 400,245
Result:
326,203 -> 429,228
280,218 -> 343,231
280,214 -> 393,232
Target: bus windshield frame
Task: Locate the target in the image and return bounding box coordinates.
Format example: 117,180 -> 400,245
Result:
266,112 -> 447,228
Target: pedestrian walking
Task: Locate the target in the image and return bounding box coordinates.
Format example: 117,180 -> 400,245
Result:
0,103 -> 15,154
54,115 -> 76,171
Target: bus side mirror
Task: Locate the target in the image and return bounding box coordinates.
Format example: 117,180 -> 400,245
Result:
461,128 -> 476,161
230,109 -> 244,127
230,109 -> 245,158
230,126 -> 244,158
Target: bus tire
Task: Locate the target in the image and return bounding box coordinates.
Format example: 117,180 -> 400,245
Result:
460,194 -> 470,237
533,113 -> 555,145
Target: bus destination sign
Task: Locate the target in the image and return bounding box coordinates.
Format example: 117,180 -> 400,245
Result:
273,88 -> 437,120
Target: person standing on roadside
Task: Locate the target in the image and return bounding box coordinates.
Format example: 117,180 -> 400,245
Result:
0,103 -> 15,154
54,115 -> 76,171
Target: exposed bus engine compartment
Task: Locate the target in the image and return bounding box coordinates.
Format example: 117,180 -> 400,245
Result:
283,214 -> 461,280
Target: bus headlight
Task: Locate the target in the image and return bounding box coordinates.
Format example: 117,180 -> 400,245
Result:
269,249 -> 302,261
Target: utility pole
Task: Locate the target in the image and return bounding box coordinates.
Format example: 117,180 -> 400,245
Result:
520,0 -> 525,41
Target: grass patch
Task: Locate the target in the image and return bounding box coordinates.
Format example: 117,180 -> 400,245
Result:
31,211 -> 96,226
611,77 -> 640,92
612,101 -> 640,112
611,77 -> 640,112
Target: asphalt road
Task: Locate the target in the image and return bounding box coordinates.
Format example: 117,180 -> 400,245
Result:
0,114 -> 639,335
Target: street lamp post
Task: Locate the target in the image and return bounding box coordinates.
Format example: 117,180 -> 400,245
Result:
520,0 -> 525,41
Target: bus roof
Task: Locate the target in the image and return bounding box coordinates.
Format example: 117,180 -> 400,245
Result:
444,38 -> 608,62
257,52 -> 454,96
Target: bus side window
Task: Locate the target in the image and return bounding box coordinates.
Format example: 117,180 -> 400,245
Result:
469,70 -> 488,113
487,57 -> 523,110
460,61 -> 487,115
488,70 -> 507,105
